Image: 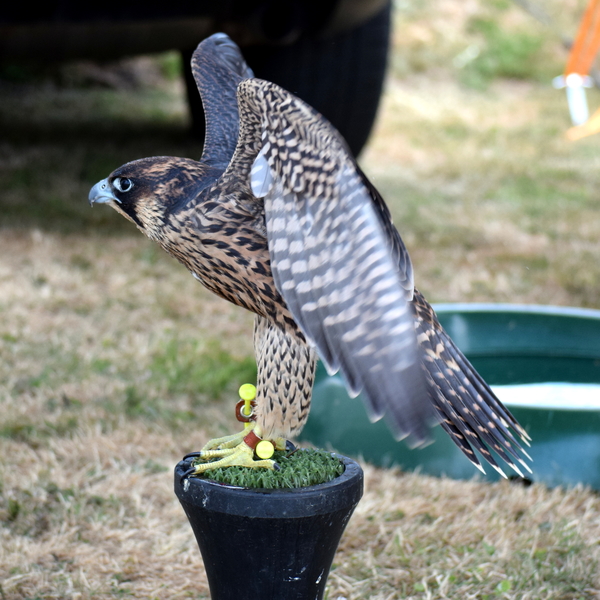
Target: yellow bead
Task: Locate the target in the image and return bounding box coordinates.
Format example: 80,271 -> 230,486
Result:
255,440 -> 275,459
239,383 -> 257,401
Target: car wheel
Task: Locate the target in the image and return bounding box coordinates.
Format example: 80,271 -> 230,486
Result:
182,0 -> 391,158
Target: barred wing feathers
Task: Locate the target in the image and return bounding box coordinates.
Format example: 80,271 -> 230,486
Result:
243,79 -> 434,446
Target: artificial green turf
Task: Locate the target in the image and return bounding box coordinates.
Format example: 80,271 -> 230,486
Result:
195,448 -> 345,489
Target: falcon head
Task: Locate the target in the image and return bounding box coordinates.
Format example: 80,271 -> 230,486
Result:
89,156 -> 220,239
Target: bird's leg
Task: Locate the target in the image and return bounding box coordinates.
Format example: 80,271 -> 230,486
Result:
198,428 -> 249,453
182,383 -> 292,477
184,430 -> 289,457
185,423 -> 281,475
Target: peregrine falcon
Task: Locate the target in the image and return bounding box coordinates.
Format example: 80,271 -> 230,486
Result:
89,33 -> 531,478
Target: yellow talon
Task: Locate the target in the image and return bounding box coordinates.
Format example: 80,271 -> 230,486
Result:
273,437 -> 288,451
201,428 -> 247,452
185,387 -> 293,475
190,423 -> 279,474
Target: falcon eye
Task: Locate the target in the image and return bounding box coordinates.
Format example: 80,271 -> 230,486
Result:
113,177 -> 134,193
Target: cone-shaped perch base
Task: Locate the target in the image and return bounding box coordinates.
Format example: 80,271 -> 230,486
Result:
174,453 -> 363,600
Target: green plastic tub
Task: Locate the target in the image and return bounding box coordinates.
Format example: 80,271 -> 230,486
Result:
300,304 -> 600,488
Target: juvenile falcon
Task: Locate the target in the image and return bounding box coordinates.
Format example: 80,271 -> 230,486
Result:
89,33 -> 531,478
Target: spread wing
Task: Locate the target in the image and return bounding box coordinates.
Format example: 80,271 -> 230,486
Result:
189,34 -> 531,475
240,78 -> 435,446
191,33 -> 254,169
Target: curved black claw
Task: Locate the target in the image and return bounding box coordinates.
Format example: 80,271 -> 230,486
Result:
285,440 -> 299,459
180,466 -> 197,483
183,451 -> 202,460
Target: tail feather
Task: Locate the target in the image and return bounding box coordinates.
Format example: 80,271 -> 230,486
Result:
412,289 -> 531,476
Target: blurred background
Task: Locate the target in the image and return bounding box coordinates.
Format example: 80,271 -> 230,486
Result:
1,0 -> 598,308
1,1 -> 600,599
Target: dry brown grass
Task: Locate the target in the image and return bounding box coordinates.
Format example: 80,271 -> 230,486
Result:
2,1 -> 600,598
333,468 -> 600,599
361,75 -> 600,307
0,232 -> 244,599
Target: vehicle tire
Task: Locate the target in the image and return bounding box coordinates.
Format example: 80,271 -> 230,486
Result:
182,1 -> 391,158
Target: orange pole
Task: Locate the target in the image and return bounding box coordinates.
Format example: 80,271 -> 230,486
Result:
566,0 -> 600,75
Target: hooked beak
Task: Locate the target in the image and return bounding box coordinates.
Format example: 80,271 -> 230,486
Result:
88,178 -> 119,206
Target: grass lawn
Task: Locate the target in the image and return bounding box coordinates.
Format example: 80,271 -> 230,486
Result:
1,1 -> 600,598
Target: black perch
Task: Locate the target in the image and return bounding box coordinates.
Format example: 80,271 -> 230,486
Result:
174,456 -> 363,600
